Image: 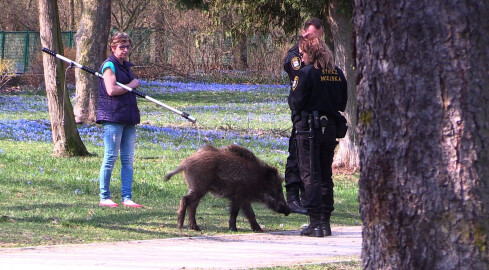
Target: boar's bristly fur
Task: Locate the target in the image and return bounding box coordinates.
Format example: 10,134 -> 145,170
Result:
165,144 -> 290,232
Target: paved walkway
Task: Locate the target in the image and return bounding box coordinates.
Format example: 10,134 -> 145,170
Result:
0,226 -> 361,270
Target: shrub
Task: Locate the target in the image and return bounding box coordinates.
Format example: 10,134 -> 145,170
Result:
0,58 -> 16,90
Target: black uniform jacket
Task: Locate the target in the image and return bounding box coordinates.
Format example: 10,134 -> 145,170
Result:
284,42 -> 305,110
283,42 -> 303,81
289,64 -> 347,121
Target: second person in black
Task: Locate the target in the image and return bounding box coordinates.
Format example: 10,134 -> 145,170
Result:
289,34 -> 348,237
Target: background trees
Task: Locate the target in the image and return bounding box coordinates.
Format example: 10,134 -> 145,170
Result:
0,0 -> 40,31
0,0 -> 80,31
355,0 -> 489,268
111,0 -> 152,32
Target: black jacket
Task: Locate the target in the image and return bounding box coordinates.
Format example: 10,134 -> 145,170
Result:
284,42 -> 304,110
289,64 -> 347,120
283,42 -> 303,81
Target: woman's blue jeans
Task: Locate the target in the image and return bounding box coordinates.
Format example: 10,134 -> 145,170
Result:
99,122 -> 136,201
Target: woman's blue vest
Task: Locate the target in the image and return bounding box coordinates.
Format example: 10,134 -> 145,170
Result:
96,54 -> 140,125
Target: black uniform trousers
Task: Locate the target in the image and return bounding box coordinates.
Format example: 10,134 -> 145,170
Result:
295,118 -> 337,216
284,115 -> 303,191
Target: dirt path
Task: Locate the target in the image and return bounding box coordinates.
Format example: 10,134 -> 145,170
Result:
0,226 -> 361,269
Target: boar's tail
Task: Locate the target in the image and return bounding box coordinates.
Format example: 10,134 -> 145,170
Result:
164,165 -> 185,181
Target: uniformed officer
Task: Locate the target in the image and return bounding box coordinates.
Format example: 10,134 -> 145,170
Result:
289,34 -> 348,237
283,18 -> 324,215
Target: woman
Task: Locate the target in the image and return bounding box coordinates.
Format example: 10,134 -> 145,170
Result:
97,32 -> 142,208
289,34 -> 348,237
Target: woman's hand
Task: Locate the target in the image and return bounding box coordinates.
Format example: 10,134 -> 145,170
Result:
103,69 -> 140,96
127,79 -> 140,89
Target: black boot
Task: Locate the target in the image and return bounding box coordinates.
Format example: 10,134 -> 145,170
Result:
321,212 -> 332,236
300,214 -> 324,237
322,221 -> 332,236
286,188 -> 307,215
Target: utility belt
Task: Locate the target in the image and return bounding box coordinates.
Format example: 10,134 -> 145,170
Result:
294,111 -> 330,139
295,111 -> 331,129
294,111 -> 347,138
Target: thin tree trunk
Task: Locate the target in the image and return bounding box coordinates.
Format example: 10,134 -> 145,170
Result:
70,0 -> 75,30
328,0 -> 359,171
354,0 -> 489,268
74,0 -> 111,124
39,0 -> 89,157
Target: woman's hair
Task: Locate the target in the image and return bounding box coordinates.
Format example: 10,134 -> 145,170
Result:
299,34 -> 334,70
109,32 -> 132,48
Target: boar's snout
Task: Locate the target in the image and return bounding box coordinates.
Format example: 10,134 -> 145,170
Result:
279,202 -> 291,216
264,194 -> 291,216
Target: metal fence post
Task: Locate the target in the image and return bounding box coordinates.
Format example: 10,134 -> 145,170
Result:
1,31 -> 5,60
69,31 -> 73,48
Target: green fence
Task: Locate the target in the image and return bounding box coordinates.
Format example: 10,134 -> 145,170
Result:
0,29 -> 156,74
0,31 -> 75,74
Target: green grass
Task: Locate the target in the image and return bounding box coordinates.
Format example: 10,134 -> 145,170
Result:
252,259 -> 362,270
0,80 -> 360,249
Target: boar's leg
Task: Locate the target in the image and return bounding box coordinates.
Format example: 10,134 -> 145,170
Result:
229,201 -> 262,232
228,201 -> 241,232
177,196 -> 188,229
178,191 -> 204,231
242,202 -> 263,232
187,195 -> 203,231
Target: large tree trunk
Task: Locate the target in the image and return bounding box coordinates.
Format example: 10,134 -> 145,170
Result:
354,0 -> 489,269
74,0 -> 111,124
39,0 -> 90,157
328,0 -> 359,171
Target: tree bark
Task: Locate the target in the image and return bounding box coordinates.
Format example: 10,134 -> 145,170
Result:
74,0 -> 111,124
39,0 -> 90,157
354,0 -> 489,269
328,0 -> 359,171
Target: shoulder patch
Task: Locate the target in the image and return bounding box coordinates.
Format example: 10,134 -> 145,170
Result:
292,76 -> 299,91
291,56 -> 301,70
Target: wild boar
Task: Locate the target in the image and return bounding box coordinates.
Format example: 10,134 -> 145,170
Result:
165,144 -> 290,232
